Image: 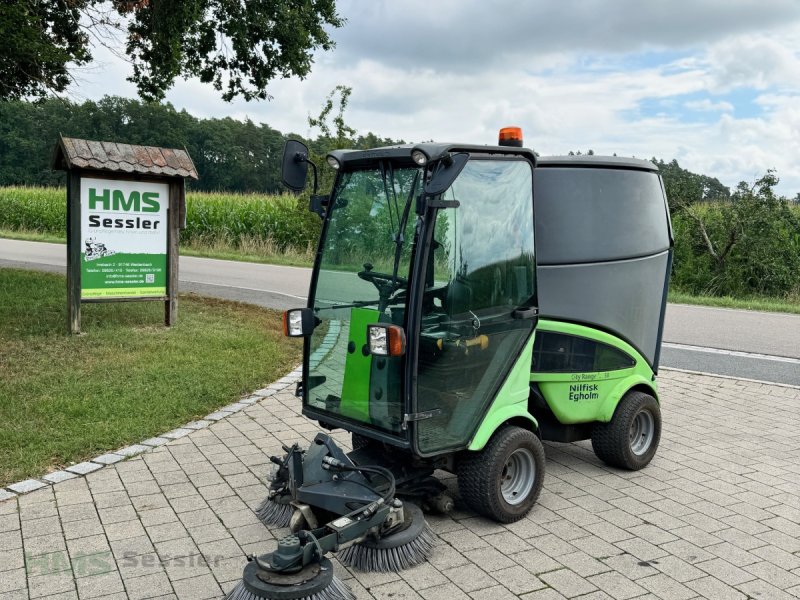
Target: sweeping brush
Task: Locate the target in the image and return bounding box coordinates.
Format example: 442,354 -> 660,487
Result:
255,494 -> 293,528
337,503 -> 435,573
225,557 -> 354,600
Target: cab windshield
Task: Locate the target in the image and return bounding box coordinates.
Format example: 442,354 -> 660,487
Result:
305,163 -> 422,435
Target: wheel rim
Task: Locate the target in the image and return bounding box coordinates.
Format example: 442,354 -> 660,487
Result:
500,448 -> 536,505
629,409 -> 655,456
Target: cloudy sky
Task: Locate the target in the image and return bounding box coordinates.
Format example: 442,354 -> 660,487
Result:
73,0 -> 800,196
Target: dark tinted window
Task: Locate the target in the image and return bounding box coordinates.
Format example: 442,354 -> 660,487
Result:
534,167 -> 669,265
532,331 -> 635,373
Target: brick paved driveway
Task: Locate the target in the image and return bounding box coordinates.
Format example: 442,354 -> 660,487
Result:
1,370 -> 798,600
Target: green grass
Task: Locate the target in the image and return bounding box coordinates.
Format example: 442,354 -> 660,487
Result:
668,290 -> 800,315
0,268 -> 302,486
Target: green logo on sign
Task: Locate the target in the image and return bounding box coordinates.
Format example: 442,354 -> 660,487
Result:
89,188 -> 160,212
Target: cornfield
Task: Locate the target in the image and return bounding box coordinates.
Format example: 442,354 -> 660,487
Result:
0,186 -> 320,252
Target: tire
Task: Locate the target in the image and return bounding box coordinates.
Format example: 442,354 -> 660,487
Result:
457,425 -> 545,523
592,390 -> 661,470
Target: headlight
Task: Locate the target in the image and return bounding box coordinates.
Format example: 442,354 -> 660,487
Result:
282,308 -> 314,337
367,324 -> 406,356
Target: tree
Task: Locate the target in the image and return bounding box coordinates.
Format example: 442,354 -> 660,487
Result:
675,170 -> 800,297
0,2 -> 90,99
0,0 -> 344,102
652,158 -> 729,213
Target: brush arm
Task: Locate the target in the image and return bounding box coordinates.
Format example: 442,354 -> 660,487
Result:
254,502 -> 395,573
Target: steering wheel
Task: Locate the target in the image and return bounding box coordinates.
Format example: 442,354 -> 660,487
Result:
357,263 -> 408,288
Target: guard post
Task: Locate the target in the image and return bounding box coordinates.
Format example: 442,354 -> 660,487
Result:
52,137 -> 197,334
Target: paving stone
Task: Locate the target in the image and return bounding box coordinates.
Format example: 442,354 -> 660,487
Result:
371,580 -> 424,599
0,489 -> 18,502
27,569 -> 75,597
686,575 -> 747,600
638,573 -> 697,600
539,568 -> 597,598
170,572 -> 221,599
163,428 -> 193,440
588,571 -> 647,599
141,437 -> 171,447
8,370 -> 800,600
41,471 -> 78,484
0,548 -> 25,572
117,445 -> 151,457
23,531 -> 67,557
204,410 -> 233,422
66,462 -> 104,475
7,479 -> 47,494
556,551 -> 612,577
124,571 -> 174,600
109,532 -> 152,558
21,515 -> 61,538
419,582 -> 471,600
92,453 -> 125,465
492,565 -> 546,595
442,563 -> 497,593
62,516 -> 105,540
75,570 -> 126,599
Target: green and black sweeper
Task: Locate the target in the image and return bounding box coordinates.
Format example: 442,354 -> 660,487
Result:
226,127 -> 673,600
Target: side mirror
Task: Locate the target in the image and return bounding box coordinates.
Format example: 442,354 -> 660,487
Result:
281,139 -> 310,193
282,308 -> 316,337
424,152 -> 469,196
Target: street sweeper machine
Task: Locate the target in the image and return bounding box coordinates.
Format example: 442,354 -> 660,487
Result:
226,128 -> 673,600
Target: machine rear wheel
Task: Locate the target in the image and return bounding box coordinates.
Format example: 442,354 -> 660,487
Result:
457,426 -> 545,523
592,390 -> 661,470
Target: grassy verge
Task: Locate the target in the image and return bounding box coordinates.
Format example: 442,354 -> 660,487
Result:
668,290 -> 800,315
0,228 -> 315,268
0,268 -> 302,486
0,228 -> 67,245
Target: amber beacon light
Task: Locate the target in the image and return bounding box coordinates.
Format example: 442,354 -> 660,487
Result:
498,126 -> 523,147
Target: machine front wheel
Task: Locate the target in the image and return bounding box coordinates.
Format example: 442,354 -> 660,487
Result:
457,426 -> 545,523
591,390 -> 661,470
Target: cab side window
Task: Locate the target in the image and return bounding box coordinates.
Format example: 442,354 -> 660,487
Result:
532,331 -> 634,373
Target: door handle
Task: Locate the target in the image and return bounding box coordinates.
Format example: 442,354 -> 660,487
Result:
512,307 -> 539,320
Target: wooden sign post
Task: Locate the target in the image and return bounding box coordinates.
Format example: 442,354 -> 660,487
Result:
53,137 -> 197,334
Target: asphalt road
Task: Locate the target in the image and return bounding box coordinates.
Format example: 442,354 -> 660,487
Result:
2,238 -> 798,386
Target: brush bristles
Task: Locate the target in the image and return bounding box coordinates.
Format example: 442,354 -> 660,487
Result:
337,523 -> 436,573
255,497 -> 293,527
223,576 -> 354,600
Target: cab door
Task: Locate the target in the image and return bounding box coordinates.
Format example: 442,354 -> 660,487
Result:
413,158 -> 537,456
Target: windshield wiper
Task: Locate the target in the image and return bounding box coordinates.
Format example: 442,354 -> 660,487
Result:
389,168 -> 420,287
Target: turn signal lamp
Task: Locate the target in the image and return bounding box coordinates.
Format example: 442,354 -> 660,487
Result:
367,324 -> 406,356
282,308 -> 314,337
498,126 -> 523,147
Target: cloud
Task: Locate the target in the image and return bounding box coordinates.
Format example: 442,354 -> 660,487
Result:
67,1 -> 800,196
704,35 -> 800,92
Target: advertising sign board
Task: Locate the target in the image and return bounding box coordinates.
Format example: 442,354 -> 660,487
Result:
80,178 -> 168,299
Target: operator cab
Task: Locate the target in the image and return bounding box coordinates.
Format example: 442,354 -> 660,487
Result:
283,137 -> 538,456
